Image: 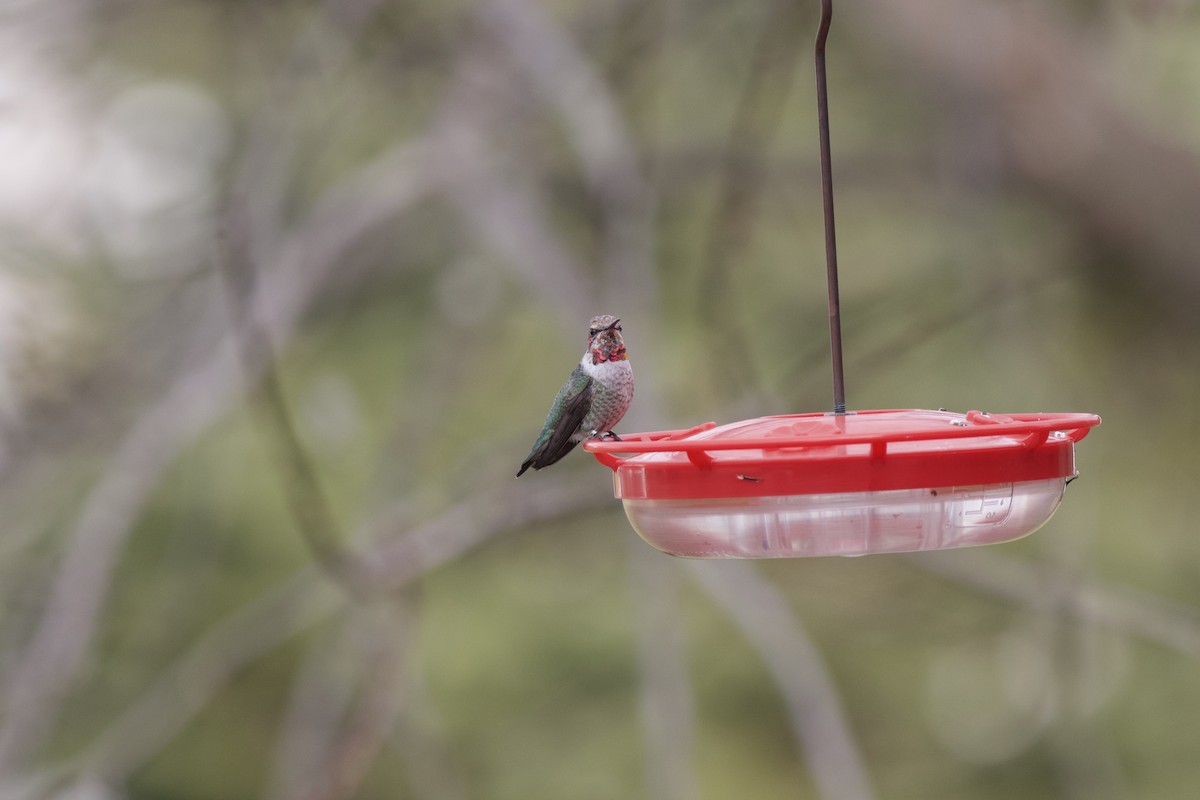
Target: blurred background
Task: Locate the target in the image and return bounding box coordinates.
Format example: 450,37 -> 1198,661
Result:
0,0 -> 1198,798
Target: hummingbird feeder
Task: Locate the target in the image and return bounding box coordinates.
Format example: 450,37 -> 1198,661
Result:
584,1 -> 1100,558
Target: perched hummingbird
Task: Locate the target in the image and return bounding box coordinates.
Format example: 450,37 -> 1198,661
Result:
517,315 -> 634,477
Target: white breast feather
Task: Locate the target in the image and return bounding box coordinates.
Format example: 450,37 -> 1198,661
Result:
580,355 -> 631,384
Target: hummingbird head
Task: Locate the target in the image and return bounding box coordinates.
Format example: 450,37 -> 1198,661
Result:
587,315 -> 627,363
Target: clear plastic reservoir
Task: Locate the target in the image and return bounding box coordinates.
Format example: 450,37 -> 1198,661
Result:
622,478 -> 1066,558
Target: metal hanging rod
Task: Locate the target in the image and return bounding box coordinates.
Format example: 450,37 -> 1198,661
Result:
815,0 -> 846,414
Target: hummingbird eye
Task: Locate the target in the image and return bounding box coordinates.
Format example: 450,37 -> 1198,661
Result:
588,327 -> 600,337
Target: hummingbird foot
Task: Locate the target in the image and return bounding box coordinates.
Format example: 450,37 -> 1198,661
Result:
594,430 -> 622,442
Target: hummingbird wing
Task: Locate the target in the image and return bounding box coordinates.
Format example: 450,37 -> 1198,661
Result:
517,370 -> 594,476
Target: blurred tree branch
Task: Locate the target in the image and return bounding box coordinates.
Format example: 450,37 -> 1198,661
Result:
295,604 -> 412,800
0,141 -> 436,775
909,549 -> 1200,659
630,545 -> 699,800
853,0 -> 1200,322
483,0 -> 656,297
434,43 -> 595,329
697,0 -> 812,402
216,206 -> 371,599
688,560 -> 876,800
75,476 -> 612,787
266,605 -> 367,800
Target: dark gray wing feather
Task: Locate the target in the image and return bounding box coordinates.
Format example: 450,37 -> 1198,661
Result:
536,377 -> 593,467
516,375 -> 594,476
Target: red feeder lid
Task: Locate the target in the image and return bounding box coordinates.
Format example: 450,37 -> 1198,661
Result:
584,409 -> 1100,500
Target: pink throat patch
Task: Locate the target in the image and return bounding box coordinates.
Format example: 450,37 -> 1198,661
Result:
593,345 -> 627,363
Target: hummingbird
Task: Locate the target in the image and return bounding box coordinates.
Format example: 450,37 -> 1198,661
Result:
517,315 -> 634,477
